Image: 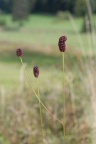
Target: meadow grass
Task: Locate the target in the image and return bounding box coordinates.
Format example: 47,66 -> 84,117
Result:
0,14 -> 96,50
0,14 -> 96,143
0,13 -> 96,89
0,49 -> 62,88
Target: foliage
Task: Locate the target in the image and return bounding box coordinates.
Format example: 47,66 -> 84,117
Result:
81,14 -> 92,32
74,0 -> 87,16
90,0 -> 96,12
0,13 -> 96,143
12,0 -> 30,21
0,136 -> 9,144
0,19 -> 6,26
0,0 -> 96,17
0,48 -> 92,144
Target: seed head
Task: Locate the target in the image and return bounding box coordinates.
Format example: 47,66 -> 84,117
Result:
59,36 -> 67,42
16,48 -> 22,57
58,36 -> 67,52
33,66 -> 39,78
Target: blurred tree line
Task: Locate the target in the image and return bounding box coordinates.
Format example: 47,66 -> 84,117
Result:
0,0 -> 96,20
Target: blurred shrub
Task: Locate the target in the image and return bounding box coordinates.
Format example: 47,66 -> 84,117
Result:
81,14 -> 96,32
56,11 -> 69,20
0,136 -> 9,144
3,25 -> 19,31
12,0 -> 30,21
0,19 -> 6,26
0,9 -> 4,15
74,0 -> 87,16
3,21 -> 22,31
0,83 -> 91,144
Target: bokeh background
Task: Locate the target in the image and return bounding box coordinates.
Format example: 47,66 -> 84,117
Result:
0,0 -> 96,143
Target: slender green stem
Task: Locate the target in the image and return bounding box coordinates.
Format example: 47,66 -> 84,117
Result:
70,84 -> 77,127
36,78 -> 44,143
19,57 -> 63,125
62,53 -> 66,139
20,57 -> 37,96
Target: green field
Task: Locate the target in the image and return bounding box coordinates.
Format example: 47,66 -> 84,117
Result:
0,14 -> 96,49
0,14 -> 96,144
0,14 -> 96,88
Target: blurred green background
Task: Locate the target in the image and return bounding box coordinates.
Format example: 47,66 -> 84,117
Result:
0,0 -> 96,144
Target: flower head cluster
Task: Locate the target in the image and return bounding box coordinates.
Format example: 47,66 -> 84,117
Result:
16,35 -> 67,79
16,48 -> 22,57
33,66 -> 39,78
58,36 -> 67,52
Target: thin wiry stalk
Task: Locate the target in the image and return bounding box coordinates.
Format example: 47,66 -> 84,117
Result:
36,78 -> 45,143
84,15 -> 93,55
68,13 -> 93,86
83,2 -> 96,143
69,82 -> 77,129
85,0 -> 96,50
19,57 -> 63,125
68,13 -> 86,56
62,53 -> 66,139
68,13 -> 92,82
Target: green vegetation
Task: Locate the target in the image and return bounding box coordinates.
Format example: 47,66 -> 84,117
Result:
0,14 -> 96,143
0,0 -> 96,17
0,14 -> 96,50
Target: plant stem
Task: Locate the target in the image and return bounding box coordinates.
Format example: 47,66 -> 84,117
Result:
62,53 -> 66,140
36,78 -> 44,143
19,57 -> 63,125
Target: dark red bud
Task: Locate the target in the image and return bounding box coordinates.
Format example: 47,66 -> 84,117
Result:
59,36 -> 67,42
33,66 -> 39,78
16,48 -> 22,57
58,43 -> 66,52
58,36 -> 67,52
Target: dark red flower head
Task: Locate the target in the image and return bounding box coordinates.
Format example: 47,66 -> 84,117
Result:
58,36 -> 67,52
16,48 -> 22,57
33,66 -> 39,78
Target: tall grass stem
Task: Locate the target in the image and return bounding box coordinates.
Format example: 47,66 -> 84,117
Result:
36,78 -> 45,143
62,53 -> 66,139
19,57 -> 63,125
